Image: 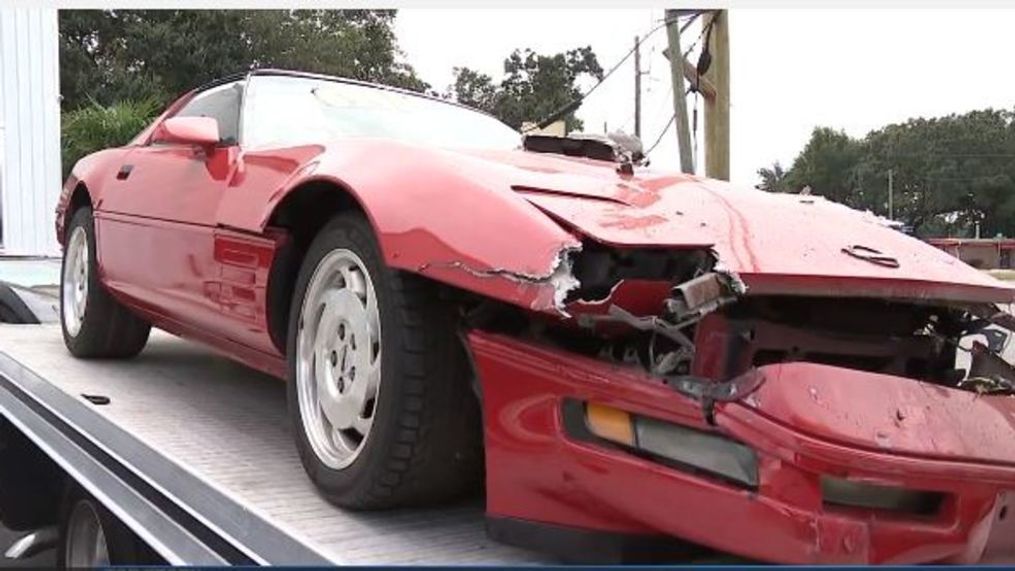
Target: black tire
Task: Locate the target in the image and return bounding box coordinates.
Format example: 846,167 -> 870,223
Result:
60,207 -> 150,358
56,488 -> 149,567
287,212 -> 483,509
0,420 -> 63,531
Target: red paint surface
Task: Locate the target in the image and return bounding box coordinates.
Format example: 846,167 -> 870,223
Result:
730,362 -> 1015,468
154,116 -> 221,147
54,78 -> 1015,562
470,330 -> 1015,563
508,165 -> 1015,304
60,101 -> 1015,330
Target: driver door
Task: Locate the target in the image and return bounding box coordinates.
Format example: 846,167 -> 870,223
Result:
96,80 -> 244,336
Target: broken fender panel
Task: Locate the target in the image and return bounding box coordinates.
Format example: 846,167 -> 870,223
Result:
212,140 -> 585,314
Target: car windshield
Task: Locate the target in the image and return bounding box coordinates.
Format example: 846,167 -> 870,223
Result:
242,74 -> 521,151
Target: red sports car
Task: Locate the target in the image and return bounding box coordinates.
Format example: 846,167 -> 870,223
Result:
57,69 -> 1015,564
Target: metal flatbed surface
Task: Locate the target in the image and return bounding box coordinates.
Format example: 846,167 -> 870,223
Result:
0,324 -> 548,565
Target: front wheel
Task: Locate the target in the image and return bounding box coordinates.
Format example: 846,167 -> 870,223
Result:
60,207 -> 150,358
287,212 -> 482,509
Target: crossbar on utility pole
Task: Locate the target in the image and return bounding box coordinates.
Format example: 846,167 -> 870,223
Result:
665,9 -> 695,174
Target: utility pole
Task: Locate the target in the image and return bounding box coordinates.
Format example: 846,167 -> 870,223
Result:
703,10 -> 729,180
887,169 -> 894,220
663,9 -> 729,178
664,9 -> 694,174
634,35 -> 642,138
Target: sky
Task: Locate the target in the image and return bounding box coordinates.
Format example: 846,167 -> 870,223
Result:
395,8 -> 1015,186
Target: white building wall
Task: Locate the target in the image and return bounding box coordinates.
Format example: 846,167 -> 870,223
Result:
0,7 -> 61,257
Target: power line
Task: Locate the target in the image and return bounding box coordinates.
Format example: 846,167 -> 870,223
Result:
523,12 -> 707,133
641,20 -> 710,165
923,175 -> 1013,181
682,14 -> 714,61
886,153 -> 1015,158
644,113 -> 676,157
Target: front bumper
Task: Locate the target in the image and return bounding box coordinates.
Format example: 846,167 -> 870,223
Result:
468,330 -> 1015,564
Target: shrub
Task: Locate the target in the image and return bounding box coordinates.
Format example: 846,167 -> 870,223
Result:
61,99 -> 160,177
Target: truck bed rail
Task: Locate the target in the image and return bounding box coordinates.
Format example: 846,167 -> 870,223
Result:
0,325 -> 545,565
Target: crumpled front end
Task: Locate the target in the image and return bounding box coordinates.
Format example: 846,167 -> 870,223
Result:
470,327 -> 1015,563
383,147 -> 1015,562
462,238 -> 1015,562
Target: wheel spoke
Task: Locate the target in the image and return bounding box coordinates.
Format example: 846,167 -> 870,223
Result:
352,414 -> 373,435
343,265 -> 367,299
331,426 -> 347,450
350,358 -> 380,408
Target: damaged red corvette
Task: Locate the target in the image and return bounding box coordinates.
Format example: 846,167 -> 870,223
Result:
56,69 -> 1015,564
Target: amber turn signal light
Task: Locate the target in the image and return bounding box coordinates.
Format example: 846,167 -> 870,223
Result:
581,401 -> 758,488
585,402 -> 636,446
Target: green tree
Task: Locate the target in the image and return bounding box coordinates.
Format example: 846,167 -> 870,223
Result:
59,10 -> 427,110
775,109 -> 1015,238
853,109 -> 1015,236
451,47 -> 603,132
61,99 -> 161,177
783,127 -> 864,206
755,161 -> 791,193
451,68 -> 498,113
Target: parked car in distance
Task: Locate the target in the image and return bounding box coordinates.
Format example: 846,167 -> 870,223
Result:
58,69 -> 1015,564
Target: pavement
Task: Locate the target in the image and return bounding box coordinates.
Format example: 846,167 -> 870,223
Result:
0,258 -> 60,290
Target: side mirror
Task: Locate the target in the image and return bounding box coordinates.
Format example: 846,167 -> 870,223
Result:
156,116 -> 220,147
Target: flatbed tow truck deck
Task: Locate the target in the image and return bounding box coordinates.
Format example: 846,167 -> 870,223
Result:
0,324 -> 548,565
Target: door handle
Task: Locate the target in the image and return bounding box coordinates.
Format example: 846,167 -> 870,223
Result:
116,164 -> 134,180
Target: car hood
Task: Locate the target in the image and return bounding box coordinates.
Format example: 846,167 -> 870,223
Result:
449,148 -> 1015,304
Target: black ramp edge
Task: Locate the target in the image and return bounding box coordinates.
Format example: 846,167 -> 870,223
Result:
0,371 -> 225,565
0,351 -> 332,566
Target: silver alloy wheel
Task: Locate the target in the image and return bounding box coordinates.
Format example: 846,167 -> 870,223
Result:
65,501 -> 111,568
62,226 -> 89,337
296,248 -> 382,470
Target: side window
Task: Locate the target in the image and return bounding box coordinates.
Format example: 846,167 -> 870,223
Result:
242,75 -> 331,149
173,81 -> 244,144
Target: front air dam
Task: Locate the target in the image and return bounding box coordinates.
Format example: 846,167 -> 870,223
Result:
468,330 -> 1015,564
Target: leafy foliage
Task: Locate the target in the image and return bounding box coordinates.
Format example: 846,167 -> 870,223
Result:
755,161 -> 790,193
59,10 -> 427,111
782,127 -> 864,206
765,110 -> 1015,238
451,47 -> 603,132
61,99 -> 161,177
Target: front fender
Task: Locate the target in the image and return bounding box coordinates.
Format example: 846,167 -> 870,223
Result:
219,140 -> 581,314
55,148 -> 133,245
